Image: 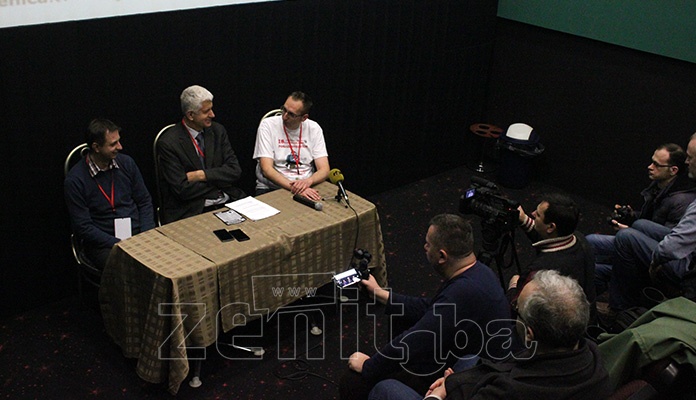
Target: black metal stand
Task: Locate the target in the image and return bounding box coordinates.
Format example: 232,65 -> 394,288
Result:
477,220 -> 521,289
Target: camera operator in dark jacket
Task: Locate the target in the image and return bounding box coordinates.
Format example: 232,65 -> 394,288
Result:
507,194 -> 596,321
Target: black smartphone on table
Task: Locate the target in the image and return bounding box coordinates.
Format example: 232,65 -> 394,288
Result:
213,228 -> 234,242
229,229 -> 250,242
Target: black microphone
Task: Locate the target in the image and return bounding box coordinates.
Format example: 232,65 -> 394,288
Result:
293,194 -> 323,211
329,168 -> 350,205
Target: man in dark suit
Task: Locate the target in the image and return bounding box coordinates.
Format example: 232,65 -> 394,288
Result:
156,85 -> 245,224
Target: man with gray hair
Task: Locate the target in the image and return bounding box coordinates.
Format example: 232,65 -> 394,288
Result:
157,85 -> 245,224
368,270 -> 611,400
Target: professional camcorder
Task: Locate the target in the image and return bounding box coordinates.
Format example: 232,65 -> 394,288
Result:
459,177 -> 522,286
333,248 -> 372,288
459,176 -> 520,230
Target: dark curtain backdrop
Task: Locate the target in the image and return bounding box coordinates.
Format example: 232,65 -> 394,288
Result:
485,19 -> 696,209
0,0 -> 498,317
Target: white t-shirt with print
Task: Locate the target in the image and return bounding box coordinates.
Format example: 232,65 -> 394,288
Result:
253,115 -> 328,190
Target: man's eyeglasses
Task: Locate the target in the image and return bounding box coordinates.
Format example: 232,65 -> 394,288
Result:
280,105 -> 304,119
650,160 -> 673,168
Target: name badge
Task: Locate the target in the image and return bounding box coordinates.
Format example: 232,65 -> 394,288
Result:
114,217 -> 132,240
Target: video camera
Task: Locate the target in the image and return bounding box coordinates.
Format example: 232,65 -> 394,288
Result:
333,248 -> 372,288
459,177 -> 522,286
459,176 -> 520,230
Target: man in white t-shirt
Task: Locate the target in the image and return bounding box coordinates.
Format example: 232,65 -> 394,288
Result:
253,91 -> 330,201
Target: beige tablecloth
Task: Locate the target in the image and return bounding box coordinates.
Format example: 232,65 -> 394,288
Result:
99,182 -> 387,394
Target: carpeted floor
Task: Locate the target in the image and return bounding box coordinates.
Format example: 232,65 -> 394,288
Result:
0,165 -> 679,399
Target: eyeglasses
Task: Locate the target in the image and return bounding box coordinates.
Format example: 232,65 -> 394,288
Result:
280,105 -> 304,119
650,160 -> 673,168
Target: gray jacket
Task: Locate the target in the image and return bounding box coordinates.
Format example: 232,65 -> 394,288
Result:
653,198 -> 696,278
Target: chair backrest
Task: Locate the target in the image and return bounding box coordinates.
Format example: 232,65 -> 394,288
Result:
153,124 -> 175,226
260,108 -> 283,124
255,109 -> 284,182
64,143 -> 89,178
64,143 -> 102,297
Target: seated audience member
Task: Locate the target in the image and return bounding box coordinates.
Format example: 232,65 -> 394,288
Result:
340,214 -> 512,400
253,91 -> 329,200
508,193 -> 596,318
369,270 -> 612,400
64,119 -> 155,269
156,85 -> 245,224
587,143 -> 696,295
608,133 -> 696,314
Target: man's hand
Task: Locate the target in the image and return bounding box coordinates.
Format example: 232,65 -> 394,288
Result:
508,275 -> 520,291
348,352 -> 370,373
425,368 -> 453,397
294,184 -> 321,201
186,170 -> 206,182
517,205 -> 527,224
610,220 -> 629,231
290,178 -> 313,195
360,275 -> 389,304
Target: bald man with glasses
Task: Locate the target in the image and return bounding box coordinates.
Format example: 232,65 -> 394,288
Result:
253,91 -> 330,200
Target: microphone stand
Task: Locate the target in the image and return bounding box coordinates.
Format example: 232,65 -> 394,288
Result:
335,188 -> 348,207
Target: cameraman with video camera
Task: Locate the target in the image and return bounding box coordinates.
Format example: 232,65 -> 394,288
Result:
508,194 -> 597,320
587,143 -> 696,296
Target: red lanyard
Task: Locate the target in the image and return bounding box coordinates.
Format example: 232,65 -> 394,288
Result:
283,122 -> 302,175
183,118 -> 205,159
87,157 -> 116,212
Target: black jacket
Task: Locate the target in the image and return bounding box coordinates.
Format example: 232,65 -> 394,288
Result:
638,173 -> 696,228
431,340 -> 611,400
156,121 -> 245,224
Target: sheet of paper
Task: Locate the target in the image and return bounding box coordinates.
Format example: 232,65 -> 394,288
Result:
225,196 -> 280,221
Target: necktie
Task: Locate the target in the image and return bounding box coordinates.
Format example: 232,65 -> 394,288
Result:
196,132 -> 205,167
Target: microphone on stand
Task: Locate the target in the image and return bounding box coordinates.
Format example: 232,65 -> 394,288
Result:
328,168 -> 349,205
293,194 -> 323,211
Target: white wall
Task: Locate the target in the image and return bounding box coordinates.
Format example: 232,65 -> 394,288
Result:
0,0 -> 278,29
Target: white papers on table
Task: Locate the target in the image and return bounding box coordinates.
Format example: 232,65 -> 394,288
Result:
225,196 -> 280,221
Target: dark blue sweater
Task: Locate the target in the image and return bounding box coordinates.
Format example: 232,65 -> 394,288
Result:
64,153 -> 155,249
361,261 -> 513,381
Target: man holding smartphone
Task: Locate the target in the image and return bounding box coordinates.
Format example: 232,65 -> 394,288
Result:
339,214 -> 512,400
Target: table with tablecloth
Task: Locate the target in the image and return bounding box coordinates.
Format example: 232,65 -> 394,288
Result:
99,182 -> 387,393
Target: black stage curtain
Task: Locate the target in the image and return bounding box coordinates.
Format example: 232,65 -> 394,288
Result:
0,0 -> 498,316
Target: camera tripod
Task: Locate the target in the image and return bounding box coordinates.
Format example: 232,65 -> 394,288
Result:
477,219 -> 521,288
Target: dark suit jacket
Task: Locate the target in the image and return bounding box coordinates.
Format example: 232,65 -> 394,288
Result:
156,121 -> 244,224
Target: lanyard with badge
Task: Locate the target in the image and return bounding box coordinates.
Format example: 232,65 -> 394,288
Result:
283,122 -> 302,176
88,156 -> 131,240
